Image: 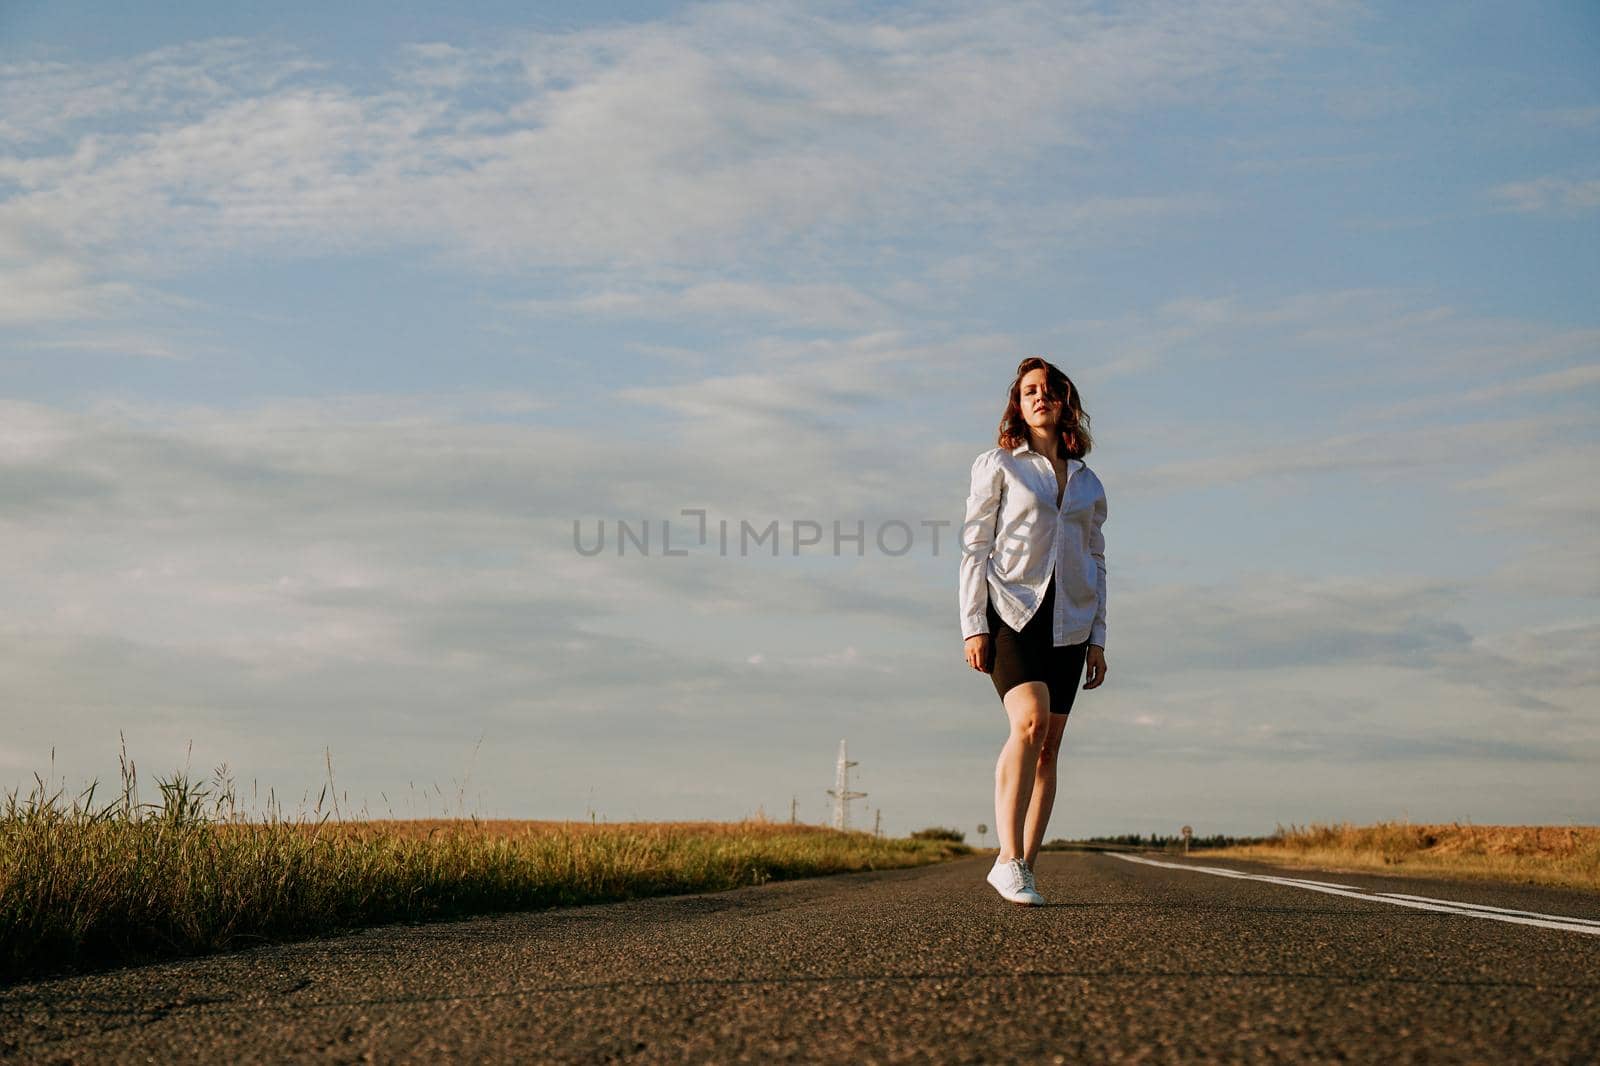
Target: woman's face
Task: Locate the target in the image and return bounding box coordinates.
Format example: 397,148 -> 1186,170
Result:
1018,367 -> 1065,434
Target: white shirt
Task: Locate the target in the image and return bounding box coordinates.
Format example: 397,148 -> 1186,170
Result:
958,438 -> 1107,647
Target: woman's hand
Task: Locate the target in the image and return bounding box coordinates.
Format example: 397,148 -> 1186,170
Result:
964,633 -> 993,673
1084,644 -> 1108,689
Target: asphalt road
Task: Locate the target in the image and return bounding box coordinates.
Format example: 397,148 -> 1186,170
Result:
5,852 -> 1599,1064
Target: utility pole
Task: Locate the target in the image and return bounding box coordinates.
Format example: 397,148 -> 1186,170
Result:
825,739 -> 866,830
790,795 -> 798,824
873,808 -> 881,837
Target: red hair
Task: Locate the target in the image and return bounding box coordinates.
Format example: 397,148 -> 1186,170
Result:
997,356 -> 1093,459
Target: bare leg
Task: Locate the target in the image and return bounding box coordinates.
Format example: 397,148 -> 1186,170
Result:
994,682 -> 1050,863
1022,713 -> 1069,868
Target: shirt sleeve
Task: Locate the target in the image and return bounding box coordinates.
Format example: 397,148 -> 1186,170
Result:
1088,488 -> 1107,648
958,450 -> 1003,640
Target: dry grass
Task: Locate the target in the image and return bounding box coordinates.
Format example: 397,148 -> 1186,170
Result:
1207,821 -> 1600,893
320,818 -> 840,841
1,758 -> 967,985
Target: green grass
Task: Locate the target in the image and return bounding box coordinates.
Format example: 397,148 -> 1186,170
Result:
1,753 -> 967,985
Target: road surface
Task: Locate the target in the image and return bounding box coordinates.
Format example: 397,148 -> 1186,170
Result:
4,852 -> 1598,1063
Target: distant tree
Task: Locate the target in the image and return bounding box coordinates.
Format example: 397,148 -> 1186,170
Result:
1066,831 -> 1271,851
910,826 -> 966,843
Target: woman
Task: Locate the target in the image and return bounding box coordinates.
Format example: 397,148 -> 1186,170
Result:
959,357 -> 1108,906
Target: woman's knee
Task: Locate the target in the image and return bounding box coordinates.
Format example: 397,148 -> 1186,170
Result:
1003,684 -> 1051,748
1037,716 -> 1070,766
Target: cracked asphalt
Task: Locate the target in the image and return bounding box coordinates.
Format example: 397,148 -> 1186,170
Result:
4,851 -> 1599,1064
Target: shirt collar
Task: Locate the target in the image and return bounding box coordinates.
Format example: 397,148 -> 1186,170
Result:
1011,438 -> 1079,467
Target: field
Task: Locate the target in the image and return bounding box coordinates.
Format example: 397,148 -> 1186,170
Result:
1206,821 -> 1600,892
0,764 -> 967,985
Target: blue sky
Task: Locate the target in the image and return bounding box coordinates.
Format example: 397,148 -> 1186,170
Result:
1,1 -> 1596,837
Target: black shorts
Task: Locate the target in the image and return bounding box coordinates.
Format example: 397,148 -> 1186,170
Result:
984,577 -> 1089,716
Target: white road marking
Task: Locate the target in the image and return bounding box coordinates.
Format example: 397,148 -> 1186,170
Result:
1376,893 -> 1600,928
1267,875 -> 1364,891
1110,854 -> 1600,937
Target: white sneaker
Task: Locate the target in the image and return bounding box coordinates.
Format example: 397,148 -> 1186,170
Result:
986,857 -> 1044,905
1018,860 -> 1046,905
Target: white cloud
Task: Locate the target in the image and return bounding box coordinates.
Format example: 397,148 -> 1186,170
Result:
0,38 -> 324,147
0,222 -> 159,327
1453,444 -> 1600,599
517,279 -> 908,331
1076,288 -> 1600,416
3,386 -> 1596,827
1366,362 -> 1600,420
1114,411 -> 1580,498
0,0 -> 1354,327
1490,175 -> 1600,214
19,332 -> 191,359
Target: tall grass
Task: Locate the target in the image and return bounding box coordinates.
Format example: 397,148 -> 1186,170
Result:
1208,820 -> 1600,892
0,746 -> 966,984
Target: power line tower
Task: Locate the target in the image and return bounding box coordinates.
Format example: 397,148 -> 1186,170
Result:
825,738 -> 866,830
